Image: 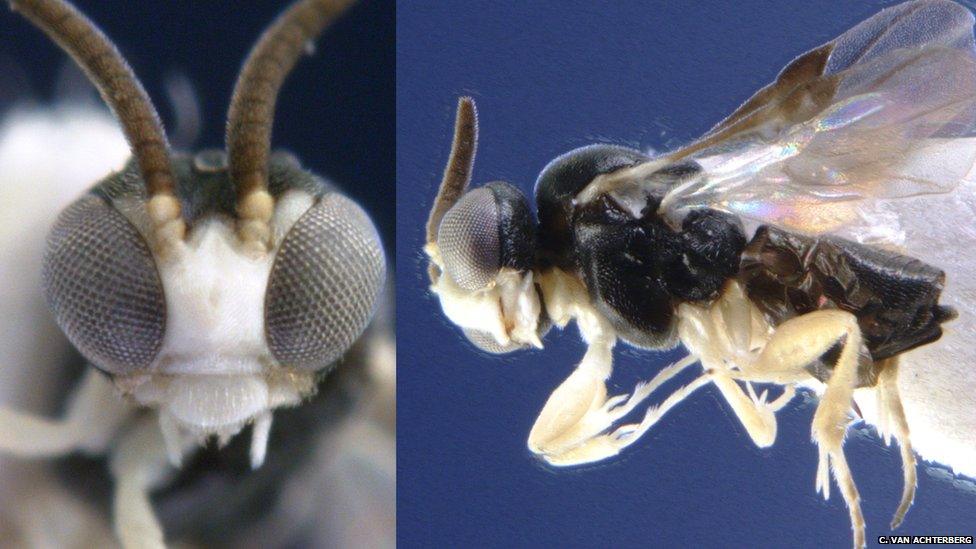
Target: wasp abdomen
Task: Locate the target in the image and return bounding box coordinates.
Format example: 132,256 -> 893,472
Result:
741,225 -> 956,385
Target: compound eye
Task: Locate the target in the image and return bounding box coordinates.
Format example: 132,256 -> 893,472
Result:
437,181 -> 535,291
43,195 -> 166,374
265,193 -> 385,371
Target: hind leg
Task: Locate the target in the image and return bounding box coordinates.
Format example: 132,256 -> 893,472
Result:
873,358 -> 916,530
727,310 -> 866,549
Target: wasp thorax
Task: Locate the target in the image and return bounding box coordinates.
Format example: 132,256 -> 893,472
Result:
571,164 -> 746,349
535,144 -> 651,267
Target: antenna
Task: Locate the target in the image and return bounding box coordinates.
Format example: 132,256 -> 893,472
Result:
426,96 -> 478,245
9,0 -> 185,249
226,0 -> 355,251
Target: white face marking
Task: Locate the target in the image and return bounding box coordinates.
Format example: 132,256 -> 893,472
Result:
120,189 -> 318,446
155,218 -> 274,376
430,261 -> 542,349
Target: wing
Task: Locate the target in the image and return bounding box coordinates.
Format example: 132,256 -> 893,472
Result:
656,0 -> 976,238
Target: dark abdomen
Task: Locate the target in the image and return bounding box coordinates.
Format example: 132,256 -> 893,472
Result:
740,225 -> 956,369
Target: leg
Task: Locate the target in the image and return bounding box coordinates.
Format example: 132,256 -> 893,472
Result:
711,372 -> 795,448
109,417 -> 173,549
728,310 -> 866,549
0,369 -> 133,457
250,411 -> 273,469
679,296 -> 794,449
9,468 -> 117,548
547,371 -> 713,466
874,359 -> 916,529
527,343 -> 701,465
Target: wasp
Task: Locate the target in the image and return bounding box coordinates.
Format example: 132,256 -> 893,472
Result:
424,1 -> 976,546
0,0 -> 387,546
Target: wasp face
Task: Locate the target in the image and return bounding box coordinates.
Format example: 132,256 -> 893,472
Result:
1,0 -> 389,466
43,152 -> 385,438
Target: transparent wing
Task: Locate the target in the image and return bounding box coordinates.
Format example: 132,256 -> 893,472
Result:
658,0 -> 976,236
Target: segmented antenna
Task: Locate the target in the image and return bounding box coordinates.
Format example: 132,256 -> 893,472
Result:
9,0 -> 184,248
226,0 -> 355,251
426,97 -> 478,245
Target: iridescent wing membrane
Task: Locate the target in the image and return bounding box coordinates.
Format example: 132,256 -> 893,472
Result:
642,0 -> 976,236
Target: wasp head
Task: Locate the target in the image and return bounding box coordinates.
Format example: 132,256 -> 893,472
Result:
16,0 -> 383,466
425,98 -> 549,353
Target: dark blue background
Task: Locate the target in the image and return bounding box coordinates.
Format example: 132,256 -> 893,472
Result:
398,2 -> 976,547
0,0 -> 394,245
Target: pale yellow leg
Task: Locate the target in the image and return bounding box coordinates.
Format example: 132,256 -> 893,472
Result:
678,289 -> 793,450
527,350 -> 700,465
727,310 -> 866,549
874,359 -> 916,530
711,372 -> 795,448
109,417 -> 170,549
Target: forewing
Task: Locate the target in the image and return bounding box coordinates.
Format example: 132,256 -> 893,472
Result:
660,0 -> 976,237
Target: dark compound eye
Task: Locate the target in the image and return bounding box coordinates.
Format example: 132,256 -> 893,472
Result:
437,181 -> 535,291
43,195 -> 166,374
265,193 -> 385,371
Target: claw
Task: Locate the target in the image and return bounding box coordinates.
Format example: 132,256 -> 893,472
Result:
602,394 -> 630,414
816,446 -> 830,500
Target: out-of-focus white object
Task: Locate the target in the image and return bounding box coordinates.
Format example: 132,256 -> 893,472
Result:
0,103 -> 129,547
0,104 -> 130,410
849,152 -> 976,481
247,308 -> 397,549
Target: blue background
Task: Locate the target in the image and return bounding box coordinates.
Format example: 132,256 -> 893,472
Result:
0,0 -> 394,245
397,1 -> 976,547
